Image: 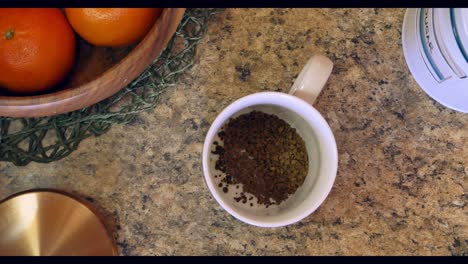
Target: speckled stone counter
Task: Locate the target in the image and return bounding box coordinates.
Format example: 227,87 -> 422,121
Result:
0,9 -> 467,256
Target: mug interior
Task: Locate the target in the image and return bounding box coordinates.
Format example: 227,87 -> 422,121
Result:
203,92 -> 337,227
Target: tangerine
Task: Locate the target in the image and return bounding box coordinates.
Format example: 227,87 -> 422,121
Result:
65,8 -> 162,47
0,8 -> 76,94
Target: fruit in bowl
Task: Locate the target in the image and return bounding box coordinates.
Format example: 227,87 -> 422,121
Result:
0,8 -> 76,94
65,8 -> 163,47
0,8 -> 185,117
0,8 -> 163,95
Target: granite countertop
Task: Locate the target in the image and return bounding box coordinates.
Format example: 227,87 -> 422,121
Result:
0,8 -> 466,256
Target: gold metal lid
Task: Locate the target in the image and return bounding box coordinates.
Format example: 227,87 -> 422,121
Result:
0,190 -> 117,256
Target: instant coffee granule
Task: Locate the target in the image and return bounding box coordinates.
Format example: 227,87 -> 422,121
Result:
212,111 -> 308,207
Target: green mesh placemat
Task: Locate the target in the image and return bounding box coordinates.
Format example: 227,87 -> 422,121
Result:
0,8 -> 221,166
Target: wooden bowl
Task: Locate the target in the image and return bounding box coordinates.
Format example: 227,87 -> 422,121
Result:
0,8 -> 186,118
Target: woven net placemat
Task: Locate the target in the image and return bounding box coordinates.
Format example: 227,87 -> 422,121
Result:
0,8 -> 221,166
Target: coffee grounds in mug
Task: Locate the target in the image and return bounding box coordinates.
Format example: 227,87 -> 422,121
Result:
212,111 -> 308,207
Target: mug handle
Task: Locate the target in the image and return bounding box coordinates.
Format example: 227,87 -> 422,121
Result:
289,55 -> 334,105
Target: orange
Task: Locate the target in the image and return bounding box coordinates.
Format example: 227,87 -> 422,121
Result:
0,8 -> 76,94
65,8 -> 162,47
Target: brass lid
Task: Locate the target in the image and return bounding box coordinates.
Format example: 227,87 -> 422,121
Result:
0,190 -> 117,256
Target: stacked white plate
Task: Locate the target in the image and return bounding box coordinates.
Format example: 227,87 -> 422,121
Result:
402,8 -> 468,113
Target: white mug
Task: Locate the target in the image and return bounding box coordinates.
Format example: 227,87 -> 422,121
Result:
202,55 -> 338,227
